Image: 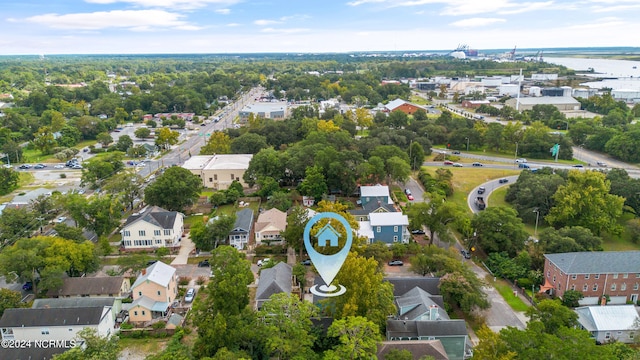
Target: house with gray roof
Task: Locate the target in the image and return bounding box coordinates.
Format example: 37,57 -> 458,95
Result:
377,340 -> 449,360
120,206 -> 184,251
229,208 -> 254,250
47,276 -> 130,299
386,319 -> 470,360
396,287 -> 447,321
366,212 -> 410,245
575,305 -> 640,344
386,277 -> 441,297
32,297 -> 123,322
0,306 -> 115,343
255,262 -> 296,310
360,185 -> 393,207
543,251 -> 640,305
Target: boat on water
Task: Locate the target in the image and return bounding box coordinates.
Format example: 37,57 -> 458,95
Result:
634,66 -> 637,69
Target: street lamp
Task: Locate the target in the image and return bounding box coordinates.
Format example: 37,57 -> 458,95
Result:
533,208 -> 540,237
465,137 -> 469,152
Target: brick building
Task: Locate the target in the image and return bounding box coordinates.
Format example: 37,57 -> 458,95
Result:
384,99 -> 424,115
542,251 -> 640,305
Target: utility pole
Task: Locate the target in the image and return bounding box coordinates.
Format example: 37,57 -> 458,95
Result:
465,137 -> 469,152
533,209 -> 539,237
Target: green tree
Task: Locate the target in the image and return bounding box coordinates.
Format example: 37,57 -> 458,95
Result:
96,132 -> 113,147
230,132 -> 268,154
32,126 -> 58,154
472,207 -> 528,257
82,195 -> 122,237
526,299 -> 578,334
257,293 -> 318,360
0,207 -> 36,243
103,171 -> 144,210
386,156 -> 411,184
155,127 -> 180,150
324,316 -> 381,360
320,252 -> 395,332
81,151 -> 125,188
546,170 -> 624,236
134,127 -> 151,139
0,167 -> 20,195
266,191 -> 292,212
281,206 -> 310,258
201,131 -> 232,155
52,328 -> 119,360
115,134 -> 133,152
561,289 -> 584,308
299,165 -> 328,201
53,223 -> 86,242
408,141 -> 425,171
144,166 -> 202,211
407,193 -> 469,246
243,147 -> 285,187
0,288 -> 27,317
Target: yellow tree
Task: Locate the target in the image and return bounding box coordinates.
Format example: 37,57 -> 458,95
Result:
317,119 -> 341,133
355,108 -> 373,134
200,131 -> 231,155
472,326 -> 516,360
154,127 -> 179,150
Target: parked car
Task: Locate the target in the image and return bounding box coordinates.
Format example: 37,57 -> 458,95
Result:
198,260 -> 210,267
184,288 -> 196,303
453,163 -> 463,167
452,150 -> 461,154
518,163 -> 530,169
404,188 -> 412,195
22,282 -> 33,291
407,194 -> 414,201
54,164 -> 65,169
596,161 -> 607,167
498,178 -> 509,184
19,164 -> 31,169
411,229 -> 426,235
515,158 -> 527,163
71,165 -> 83,169
388,260 -> 404,266
472,162 -> 483,167
572,164 -> 584,168
300,259 -> 312,266
257,258 -> 271,266
461,249 -> 471,259
55,216 -> 67,223
83,148 -> 89,152
443,160 -> 454,165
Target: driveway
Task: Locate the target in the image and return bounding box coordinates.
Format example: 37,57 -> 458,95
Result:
171,233 -> 194,265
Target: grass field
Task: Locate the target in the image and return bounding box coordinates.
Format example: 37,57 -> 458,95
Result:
488,276 -> 531,312
486,186 -> 509,207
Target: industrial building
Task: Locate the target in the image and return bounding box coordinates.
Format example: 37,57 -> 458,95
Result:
505,96 -> 581,111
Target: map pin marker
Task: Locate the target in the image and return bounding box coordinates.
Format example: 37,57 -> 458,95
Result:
304,212 -> 352,297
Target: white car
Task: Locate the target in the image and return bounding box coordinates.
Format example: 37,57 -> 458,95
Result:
184,288 -> 196,303
55,216 -> 67,223
54,164 -> 65,169
515,158 -> 527,163
257,258 -> 271,267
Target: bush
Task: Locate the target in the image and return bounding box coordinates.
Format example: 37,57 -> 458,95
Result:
121,297 -> 133,303
196,276 -> 207,285
60,173 -> 66,179
152,321 -> 167,329
120,322 -> 134,329
516,277 -> 533,289
178,276 -> 191,286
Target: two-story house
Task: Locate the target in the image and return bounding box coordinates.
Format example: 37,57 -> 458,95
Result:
128,261 -> 178,324
255,262 -> 298,310
254,208 -> 287,246
120,206 -> 184,251
575,305 -> 640,344
359,185 -> 393,207
542,251 -> 640,305
229,208 -> 254,250
366,212 -> 410,244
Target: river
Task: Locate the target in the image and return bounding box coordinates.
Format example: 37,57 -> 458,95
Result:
544,57 -> 640,90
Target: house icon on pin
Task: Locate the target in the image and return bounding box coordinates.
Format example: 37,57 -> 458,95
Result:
317,224 -> 340,247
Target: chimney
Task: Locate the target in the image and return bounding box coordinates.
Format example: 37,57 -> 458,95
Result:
142,269 -> 146,276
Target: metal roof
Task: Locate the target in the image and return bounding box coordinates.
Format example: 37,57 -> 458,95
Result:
575,305 -> 640,332
0,307 -> 106,327
131,261 -> 176,289
544,251 -> 640,274
360,185 -> 390,198
369,212 -> 409,227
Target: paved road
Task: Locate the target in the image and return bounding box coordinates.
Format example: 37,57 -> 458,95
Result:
467,175 -> 519,214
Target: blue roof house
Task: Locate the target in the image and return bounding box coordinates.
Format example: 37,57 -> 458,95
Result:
369,212 -> 410,244
360,185 -> 393,207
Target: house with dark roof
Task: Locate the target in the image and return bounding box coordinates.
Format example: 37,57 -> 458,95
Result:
0,306 -> 115,342
120,206 -> 184,251
396,287 -> 447,321
0,347 -> 68,360
255,262 -> 297,309
47,276 -> 130,298
32,297 -> 123,323
377,340 -> 449,360
542,251 -> 640,305
229,208 -> 254,250
350,198 -> 396,222
128,261 -> 178,324
575,305 -> 640,344
386,277 -> 441,297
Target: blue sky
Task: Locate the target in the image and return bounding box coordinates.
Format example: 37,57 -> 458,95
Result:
1,0 -> 639,55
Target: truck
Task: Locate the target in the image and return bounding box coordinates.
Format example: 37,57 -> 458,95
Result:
475,197 -> 486,210
518,163 -> 530,169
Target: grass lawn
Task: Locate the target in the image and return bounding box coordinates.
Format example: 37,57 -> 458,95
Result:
409,95 -> 430,105
200,190 -> 215,198
488,276 -> 530,312
184,214 -> 205,227
119,337 -> 169,357
20,147 -> 55,163
422,166 -> 519,212
18,172 -> 35,187
602,213 -> 640,251
486,186 -> 509,207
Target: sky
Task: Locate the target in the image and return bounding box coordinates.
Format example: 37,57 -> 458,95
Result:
2,0 -> 640,55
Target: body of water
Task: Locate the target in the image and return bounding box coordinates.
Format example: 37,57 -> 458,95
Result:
545,57 -> 640,90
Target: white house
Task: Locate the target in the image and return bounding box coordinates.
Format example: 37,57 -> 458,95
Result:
575,305 -> 640,344
0,306 -> 115,342
120,206 -> 184,251
254,208 -> 287,245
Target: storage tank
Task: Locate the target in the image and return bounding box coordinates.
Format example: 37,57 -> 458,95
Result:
561,86 -> 573,97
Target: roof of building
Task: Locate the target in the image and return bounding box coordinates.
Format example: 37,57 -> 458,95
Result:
377,340 -> 449,360
575,305 -> 640,332
129,295 -> 170,312
123,205 -> 180,229
131,261 -> 176,289
386,277 -> 441,296
386,319 -> 468,338
544,251 -> 640,274
0,307 -> 107,327
240,102 -> 288,114
0,347 -> 68,360
509,96 -> 580,105
256,262 -> 292,302
369,212 -> 409,226
232,208 -> 254,233
357,221 -> 374,239
167,313 -> 184,327
254,208 -> 287,233
182,154 -> 253,171
360,185 -> 390,198
362,198 -> 396,212
47,277 -> 128,297
385,99 -> 408,111
396,287 -> 447,320
32,297 -> 117,309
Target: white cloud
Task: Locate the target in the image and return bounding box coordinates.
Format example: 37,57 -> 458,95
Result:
590,4 -> 640,12
85,0 -> 241,10
565,17 -> 625,29
498,1 -> 553,14
215,8 -> 231,14
346,0 -> 386,6
227,23 -> 241,27
25,9 -> 200,31
254,19 -> 280,26
347,0 -> 554,16
260,27 -> 310,34
450,17 -> 506,27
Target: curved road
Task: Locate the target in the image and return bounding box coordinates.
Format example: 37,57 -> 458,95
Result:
467,175 -> 520,214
